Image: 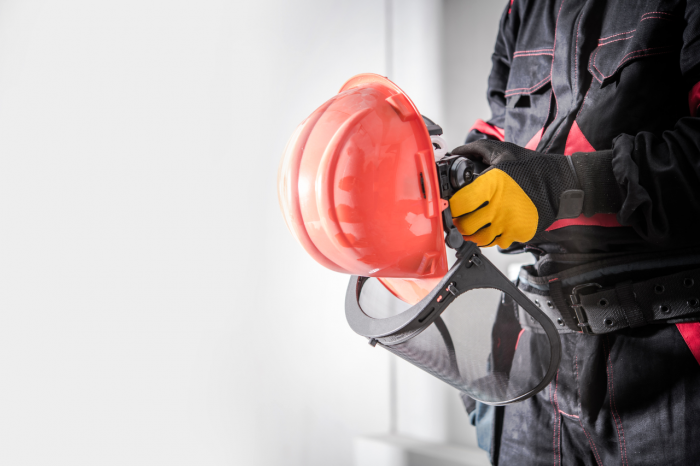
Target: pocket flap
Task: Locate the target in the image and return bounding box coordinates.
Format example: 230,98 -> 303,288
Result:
588,12 -> 677,86
505,53 -> 553,98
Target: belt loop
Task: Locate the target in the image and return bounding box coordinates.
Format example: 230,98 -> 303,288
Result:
614,280 -> 646,328
548,279 -> 580,332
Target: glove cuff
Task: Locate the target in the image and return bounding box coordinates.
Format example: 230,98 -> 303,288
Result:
571,150 -> 623,216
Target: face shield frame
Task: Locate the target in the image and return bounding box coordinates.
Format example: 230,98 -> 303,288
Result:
345,241 -> 562,405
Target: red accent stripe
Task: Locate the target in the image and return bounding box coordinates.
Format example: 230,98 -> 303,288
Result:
564,121 -> 595,155
677,323 -> 700,365
689,81 -> 700,117
514,328 -> 525,350
469,119 -> 505,141
546,213 -> 620,231
524,128 -> 544,150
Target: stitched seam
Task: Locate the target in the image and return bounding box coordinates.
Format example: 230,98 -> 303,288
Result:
559,410 -> 580,419
606,50 -> 673,78
641,16 -> 672,21
580,421 -> 604,466
617,47 -> 672,67
642,11 -> 673,17
574,12 -> 582,96
550,380 -> 557,466
598,29 -> 636,41
506,75 -> 552,93
546,114 -> 567,153
598,36 -> 634,46
594,47 -> 672,82
576,84 -> 592,119
515,48 -> 554,53
541,88 -> 553,144
556,372 -> 561,466
605,336 -> 629,466
505,75 -> 552,95
575,355 -> 603,466
590,47 -> 603,82
603,338 -> 623,463
543,0 -> 567,153
514,52 -> 554,57
609,337 -> 629,466
592,47 -> 603,81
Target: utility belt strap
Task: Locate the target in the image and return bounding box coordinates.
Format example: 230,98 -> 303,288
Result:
517,255 -> 700,335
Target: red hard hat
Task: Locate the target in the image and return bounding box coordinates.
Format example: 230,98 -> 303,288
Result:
278,74 -> 448,302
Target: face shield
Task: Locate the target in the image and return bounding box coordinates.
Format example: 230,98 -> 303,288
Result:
346,241 -> 561,405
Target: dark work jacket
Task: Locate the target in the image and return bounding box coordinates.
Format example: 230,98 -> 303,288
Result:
467,0 -> 700,254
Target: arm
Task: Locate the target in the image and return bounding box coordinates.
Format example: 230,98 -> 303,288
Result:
610,4 -> 700,245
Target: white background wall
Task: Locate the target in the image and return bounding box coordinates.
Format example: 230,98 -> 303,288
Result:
0,1 -> 508,465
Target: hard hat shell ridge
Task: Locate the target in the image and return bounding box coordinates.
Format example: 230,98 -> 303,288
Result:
278,73 -> 448,283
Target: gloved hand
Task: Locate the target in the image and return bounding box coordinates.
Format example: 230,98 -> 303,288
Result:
449,140 -> 622,248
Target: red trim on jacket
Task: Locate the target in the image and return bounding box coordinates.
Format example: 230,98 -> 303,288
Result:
689,81 -> 700,117
677,323 -> 700,365
547,121 -> 622,230
524,128 -> 544,150
514,328 -> 525,350
469,119 -> 505,141
546,213 -> 620,230
564,121 -> 595,154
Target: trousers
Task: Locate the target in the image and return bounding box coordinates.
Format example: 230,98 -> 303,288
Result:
496,324 -> 700,465
475,250 -> 700,465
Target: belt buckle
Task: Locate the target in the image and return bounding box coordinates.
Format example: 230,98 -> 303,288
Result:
569,283 -> 602,335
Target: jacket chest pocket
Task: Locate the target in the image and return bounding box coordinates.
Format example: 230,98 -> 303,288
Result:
577,10 -> 687,151
587,11 -> 680,87
504,52 -> 553,147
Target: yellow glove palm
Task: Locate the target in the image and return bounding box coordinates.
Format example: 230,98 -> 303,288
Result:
450,168 -> 538,248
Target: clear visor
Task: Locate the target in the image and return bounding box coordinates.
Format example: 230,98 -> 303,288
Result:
350,250 -> 560,405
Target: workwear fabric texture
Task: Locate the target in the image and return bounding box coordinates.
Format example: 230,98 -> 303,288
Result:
449,141 -> 621,247
469,0 -> 700,254
497,313 -> 700,466
468,252 -> 700,465
462,0 -> 700,464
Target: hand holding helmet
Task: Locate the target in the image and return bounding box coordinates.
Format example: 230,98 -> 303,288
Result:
448,140 -> 623,248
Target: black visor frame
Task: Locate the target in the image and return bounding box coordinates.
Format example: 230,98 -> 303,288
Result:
345,241 -> 562,405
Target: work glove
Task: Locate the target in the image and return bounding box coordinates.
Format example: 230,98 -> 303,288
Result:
449,140 -> 622,248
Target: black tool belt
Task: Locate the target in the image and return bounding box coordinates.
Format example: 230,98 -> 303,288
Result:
516,250 -> 700,335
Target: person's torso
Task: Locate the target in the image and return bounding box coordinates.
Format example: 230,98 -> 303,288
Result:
504,0 -> 689,253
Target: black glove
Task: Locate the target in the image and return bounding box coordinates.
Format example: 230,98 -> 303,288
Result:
448,140 -> 623,247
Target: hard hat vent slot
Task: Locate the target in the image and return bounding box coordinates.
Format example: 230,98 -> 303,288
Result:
386,93 -> 416,121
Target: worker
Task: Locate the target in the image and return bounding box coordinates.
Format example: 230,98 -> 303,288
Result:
451,1 -> 700,464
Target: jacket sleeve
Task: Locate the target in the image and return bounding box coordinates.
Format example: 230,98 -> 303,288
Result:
465,1 -> 516,144
611,4 -> 700,245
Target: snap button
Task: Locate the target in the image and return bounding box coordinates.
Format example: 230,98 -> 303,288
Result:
604,318 -> 614,327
